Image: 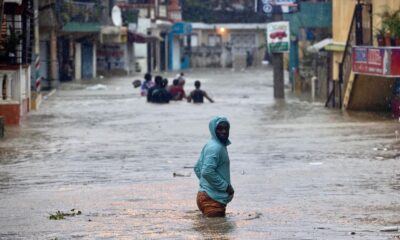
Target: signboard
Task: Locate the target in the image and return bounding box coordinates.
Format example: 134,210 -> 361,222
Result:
256,0 -> 298,14
352,46 -> 400,77
352,47 -> 387,76
390,48 -> 400,76
171,22 -> 192,35
267,21 -> 290,53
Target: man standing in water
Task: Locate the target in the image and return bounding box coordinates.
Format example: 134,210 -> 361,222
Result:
187,80 -> 214,103
194,116 -> 234,217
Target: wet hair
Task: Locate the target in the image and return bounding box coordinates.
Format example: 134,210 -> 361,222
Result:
194,80 -> 201,89
162,78 -> 168,88
173,79 -> 179,86
144,73 -> 152,81
155,75 -> 163,86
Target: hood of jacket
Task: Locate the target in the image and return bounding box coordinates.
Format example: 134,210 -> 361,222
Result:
208,116 -> 231,146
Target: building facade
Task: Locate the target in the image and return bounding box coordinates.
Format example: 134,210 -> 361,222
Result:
0,0 -> 34,125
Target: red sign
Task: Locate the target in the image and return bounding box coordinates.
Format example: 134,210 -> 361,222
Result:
352,46 -> 400,77
391,48 -> 400,76
352,47 -> 386,75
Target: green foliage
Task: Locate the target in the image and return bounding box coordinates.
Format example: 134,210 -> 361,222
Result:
181,0 -> 268,23
4,26 -> 23,54
61,1 -> 104,23
374,25 -> 387,38
378,6 -> 400,37
122,9 -> 139,25
49,209 -> 82,220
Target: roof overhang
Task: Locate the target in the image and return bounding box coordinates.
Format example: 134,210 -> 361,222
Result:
128,31 -> 162,43
191,22 -> 268,30
4,0 -> 22,4
155,20 -> 172,29
307,38 -> 345,53
62,22 -> 101,33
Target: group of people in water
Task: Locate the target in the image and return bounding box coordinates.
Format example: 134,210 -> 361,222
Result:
139,72 -> 214,104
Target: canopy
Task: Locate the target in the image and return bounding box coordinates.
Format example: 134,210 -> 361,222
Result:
128,32 -> 162,43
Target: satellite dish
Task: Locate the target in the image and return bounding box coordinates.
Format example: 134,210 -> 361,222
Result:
111,5 -> 122,27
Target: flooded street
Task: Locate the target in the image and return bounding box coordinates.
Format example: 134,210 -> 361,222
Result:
1,67 -> 400,239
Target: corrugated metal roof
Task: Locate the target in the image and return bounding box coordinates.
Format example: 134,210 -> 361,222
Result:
62,22 -> 100,33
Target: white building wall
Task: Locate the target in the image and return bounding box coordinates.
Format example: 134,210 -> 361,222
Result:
92,43 -> 97,78
172,37 -> 180,70
75,43 -> 82,80
134,18 -> 151,74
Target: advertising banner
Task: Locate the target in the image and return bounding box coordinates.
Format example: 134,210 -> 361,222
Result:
266,21 -> 290,53
352,47 -> 387,76
352,47 -> 400,77
256,0 -> 298,14
390,48 -> 400,76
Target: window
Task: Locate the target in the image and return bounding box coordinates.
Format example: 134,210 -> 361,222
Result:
208,34 -> 221,47
191,34 -> 199,47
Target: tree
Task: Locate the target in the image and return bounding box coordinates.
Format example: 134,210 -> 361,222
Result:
181,0 -> 268,23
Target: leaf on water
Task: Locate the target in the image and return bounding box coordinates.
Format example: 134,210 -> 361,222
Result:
48,209 -> 82,220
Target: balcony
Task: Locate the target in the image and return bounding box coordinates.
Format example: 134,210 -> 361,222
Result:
59,1 -> 104,24
0,0 -> 33,65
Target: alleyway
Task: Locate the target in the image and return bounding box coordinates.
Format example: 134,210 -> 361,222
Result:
0,68 -> 400,239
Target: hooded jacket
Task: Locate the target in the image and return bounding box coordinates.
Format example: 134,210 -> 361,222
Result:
194,116 -> 233,205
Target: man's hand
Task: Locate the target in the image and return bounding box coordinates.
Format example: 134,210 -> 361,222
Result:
226,184 -> 234,195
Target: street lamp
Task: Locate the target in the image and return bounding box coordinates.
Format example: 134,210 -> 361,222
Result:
217,27 -> 226,34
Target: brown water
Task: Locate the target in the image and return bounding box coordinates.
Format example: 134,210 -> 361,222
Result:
1,68 -> 400,239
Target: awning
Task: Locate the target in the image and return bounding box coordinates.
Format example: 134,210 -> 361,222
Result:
101,26 -> 121,35
324,43 -> 346,52
307,38 -> 345,53
128,31 -> 162,43
62,22 -> 101,33
4,0 -> 22,4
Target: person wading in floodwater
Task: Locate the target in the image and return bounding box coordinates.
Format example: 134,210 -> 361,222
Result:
194,116 -> 234,217
187,80 -> 214,103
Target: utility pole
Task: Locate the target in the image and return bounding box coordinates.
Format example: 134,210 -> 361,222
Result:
272,13 -> 285,99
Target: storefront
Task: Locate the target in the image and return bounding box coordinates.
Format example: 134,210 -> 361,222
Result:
168,22 -> 192,71
352,46 -> 400,116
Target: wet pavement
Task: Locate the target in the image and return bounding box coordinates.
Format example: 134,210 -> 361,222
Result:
1,67 -> 400,239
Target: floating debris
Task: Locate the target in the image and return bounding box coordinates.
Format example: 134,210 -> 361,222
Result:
309,162 -> 323,166
173,172 -> 191,177
380,226 -> 399,232
86,84 -> 107,90
244,212 -> 262,220
49,209 -> 82,220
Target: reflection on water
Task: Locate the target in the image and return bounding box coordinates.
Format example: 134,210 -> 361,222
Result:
192,213 -> 235,239
1,69 -> 400,239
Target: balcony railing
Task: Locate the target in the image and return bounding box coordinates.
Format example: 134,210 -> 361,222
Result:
0,0 -> 33,65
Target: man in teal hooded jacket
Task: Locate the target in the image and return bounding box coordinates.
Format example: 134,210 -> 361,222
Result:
194,116 -> 234,217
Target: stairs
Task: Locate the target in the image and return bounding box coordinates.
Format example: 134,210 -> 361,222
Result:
342,72 -> 355,109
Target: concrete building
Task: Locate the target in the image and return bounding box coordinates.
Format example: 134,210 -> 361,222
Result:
330,0 -> 400,112
0,0 -> 34,125
190,23 -> 268,69
117,0 -> 183,74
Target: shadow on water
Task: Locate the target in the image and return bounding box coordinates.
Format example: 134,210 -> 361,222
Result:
192,213 -> 235,239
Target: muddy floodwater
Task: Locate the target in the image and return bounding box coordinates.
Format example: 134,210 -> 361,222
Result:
1,68 -> 400,239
